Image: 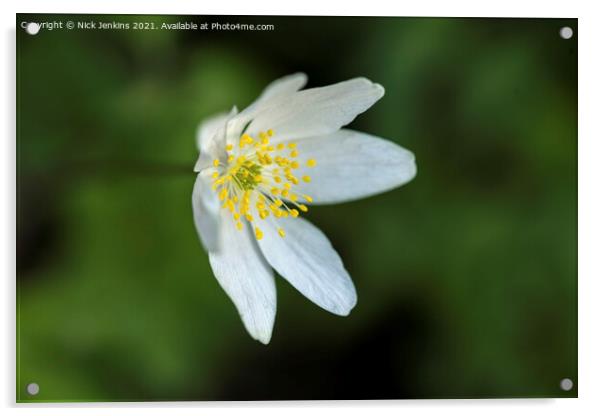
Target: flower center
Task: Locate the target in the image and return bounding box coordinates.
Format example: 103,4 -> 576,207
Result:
211,129 -> 316,240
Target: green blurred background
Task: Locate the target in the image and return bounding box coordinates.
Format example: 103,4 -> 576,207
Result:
16,14 -> 577,401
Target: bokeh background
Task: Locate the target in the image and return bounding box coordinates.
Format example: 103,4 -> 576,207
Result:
16,15 -> 577,401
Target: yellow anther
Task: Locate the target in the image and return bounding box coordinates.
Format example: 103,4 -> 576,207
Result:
218,188 -> 228,201
240,134 -> 253,147
212,125 -> 314,234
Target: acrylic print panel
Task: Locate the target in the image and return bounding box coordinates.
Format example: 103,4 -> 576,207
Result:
16,14 -> 577,402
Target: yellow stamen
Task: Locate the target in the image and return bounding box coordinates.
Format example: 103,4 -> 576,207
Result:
211,127 -> 317,240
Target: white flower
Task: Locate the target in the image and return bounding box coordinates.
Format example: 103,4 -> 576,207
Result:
192,73 -> 416,344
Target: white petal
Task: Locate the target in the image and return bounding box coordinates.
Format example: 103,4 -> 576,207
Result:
196,111 -> 229,152
209,211 -> 276,344
194,107 -> 238,172
247,78 -> 384,142
192,172 -> 220,252
256,216 -> 357,316
291,129 -> 417,204
224,73 -> 308,144
253,72 -> 308,103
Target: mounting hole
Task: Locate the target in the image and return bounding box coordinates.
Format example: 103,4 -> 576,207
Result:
26,382 -> 40,396
25,22 -> 40,35
560,378 -> 573,391
559,26 -> 573,40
